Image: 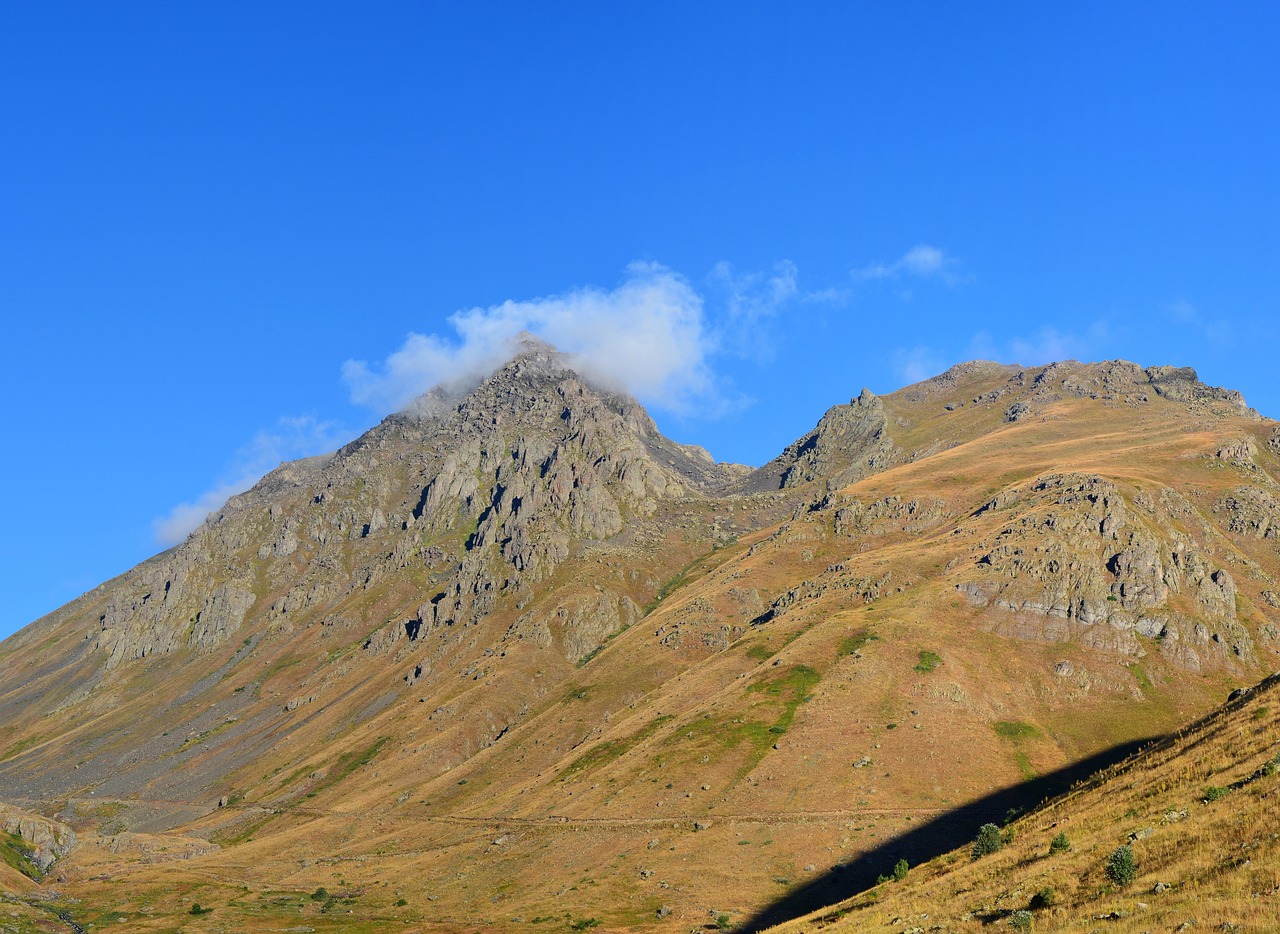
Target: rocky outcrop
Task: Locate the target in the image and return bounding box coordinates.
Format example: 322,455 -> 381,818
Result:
0,802 -> 75,872
745,388 -> 900,492
958,474 -> 1257,670
1217,486 -> 1280,540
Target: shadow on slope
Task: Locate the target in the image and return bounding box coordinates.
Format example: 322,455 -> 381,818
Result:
738,736 -> 1157,932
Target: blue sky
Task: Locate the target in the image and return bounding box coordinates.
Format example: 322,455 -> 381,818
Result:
2,3 -> 1278,639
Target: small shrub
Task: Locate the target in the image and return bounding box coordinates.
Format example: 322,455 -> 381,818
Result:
189,903 -> 211,915
310,887 -> 328,901
1105,844 -> 1137,887
1029,886 -> 1055,909
395,898 -> 408,907
1003,806 -> 1023,825
570,920 -> 601,932
972,823 -> 1004,860
1202,785 -> 1230,803
715,913 -> 731,930
1049,831 -> 1071,854
1008,909 -> 1034,930
1264,752 -> 1280,777
892,858 -> 909,882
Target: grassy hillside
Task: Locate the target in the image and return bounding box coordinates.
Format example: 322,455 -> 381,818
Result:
767,675 -> 1280,933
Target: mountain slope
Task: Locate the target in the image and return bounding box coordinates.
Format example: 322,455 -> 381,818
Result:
766,674 -> 1280,934
1,352 -> 1278,931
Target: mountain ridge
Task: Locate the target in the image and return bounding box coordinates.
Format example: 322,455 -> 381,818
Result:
1,348 -> 1276,931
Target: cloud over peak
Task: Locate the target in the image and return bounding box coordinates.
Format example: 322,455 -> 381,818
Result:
342,263 -> 717,415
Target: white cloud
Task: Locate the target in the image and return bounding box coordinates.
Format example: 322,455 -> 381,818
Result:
707,260 -> 800,359
852,244 -> 966,285
970,321 -> 1113,367
893,345 -> 948,384
152,416 -> 350,546
343,263 -> 717,415
1164,299 -> 1232,346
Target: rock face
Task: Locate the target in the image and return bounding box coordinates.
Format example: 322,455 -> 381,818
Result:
746,388 -> 900,492
957,474 -> 1257,671
0,802 -> 75,872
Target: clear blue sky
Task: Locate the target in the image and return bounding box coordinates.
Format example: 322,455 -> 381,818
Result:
3,2 -> 1277,639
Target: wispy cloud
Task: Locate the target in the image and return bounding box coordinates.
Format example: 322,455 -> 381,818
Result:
707,260 -> 801,360
852,244 -> 968,286
893,345 -> 948,384
152,416 -> 350,546
891,321 -> 1115,389
1165,299 -> 1232,346
971,322 -> 1113,366
343,263 -> 719,416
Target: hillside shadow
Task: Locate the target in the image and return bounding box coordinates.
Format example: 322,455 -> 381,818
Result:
736,736 -> 1157,932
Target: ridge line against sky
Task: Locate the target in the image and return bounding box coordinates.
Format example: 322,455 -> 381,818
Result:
2,2 -> 1277,638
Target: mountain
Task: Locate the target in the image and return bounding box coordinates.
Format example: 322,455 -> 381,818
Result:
1,343 -> 1277,932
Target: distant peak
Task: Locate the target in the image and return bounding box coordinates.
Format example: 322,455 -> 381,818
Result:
510,331 -> 558,355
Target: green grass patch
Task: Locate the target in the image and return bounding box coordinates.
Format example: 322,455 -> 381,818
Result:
913,649 -> 942,673
1126,663 -> 1154,695
1014,751 -> 1036,781
563,684 -> 593,702
746,642 -> 776,661
262,655 -> 304,681
177,718 -> 239,752
745,665 -> 821,736
840,629 -> 879,656
0,734 -> 43,763
0,830 -> 42,880
560,716 -> 675,780
993,720 -> 1040,740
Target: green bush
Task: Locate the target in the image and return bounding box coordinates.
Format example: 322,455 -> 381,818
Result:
1202,785 -> 1230,803
714,914 -> 731,930
310,887 -> 328,901
1008,909 -> 1034,930
892,858 -> 909,882
1265,752 -> 1280,777
972,823 -> 1004,860
1029,886 -> 1055,909
189,903 -> 213,915
1049,831 -> 1071,854
1105,844 -> 1137,886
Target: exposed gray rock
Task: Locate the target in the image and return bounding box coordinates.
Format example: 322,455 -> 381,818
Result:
746,388 -> 901,492
0,802 -> 76,871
